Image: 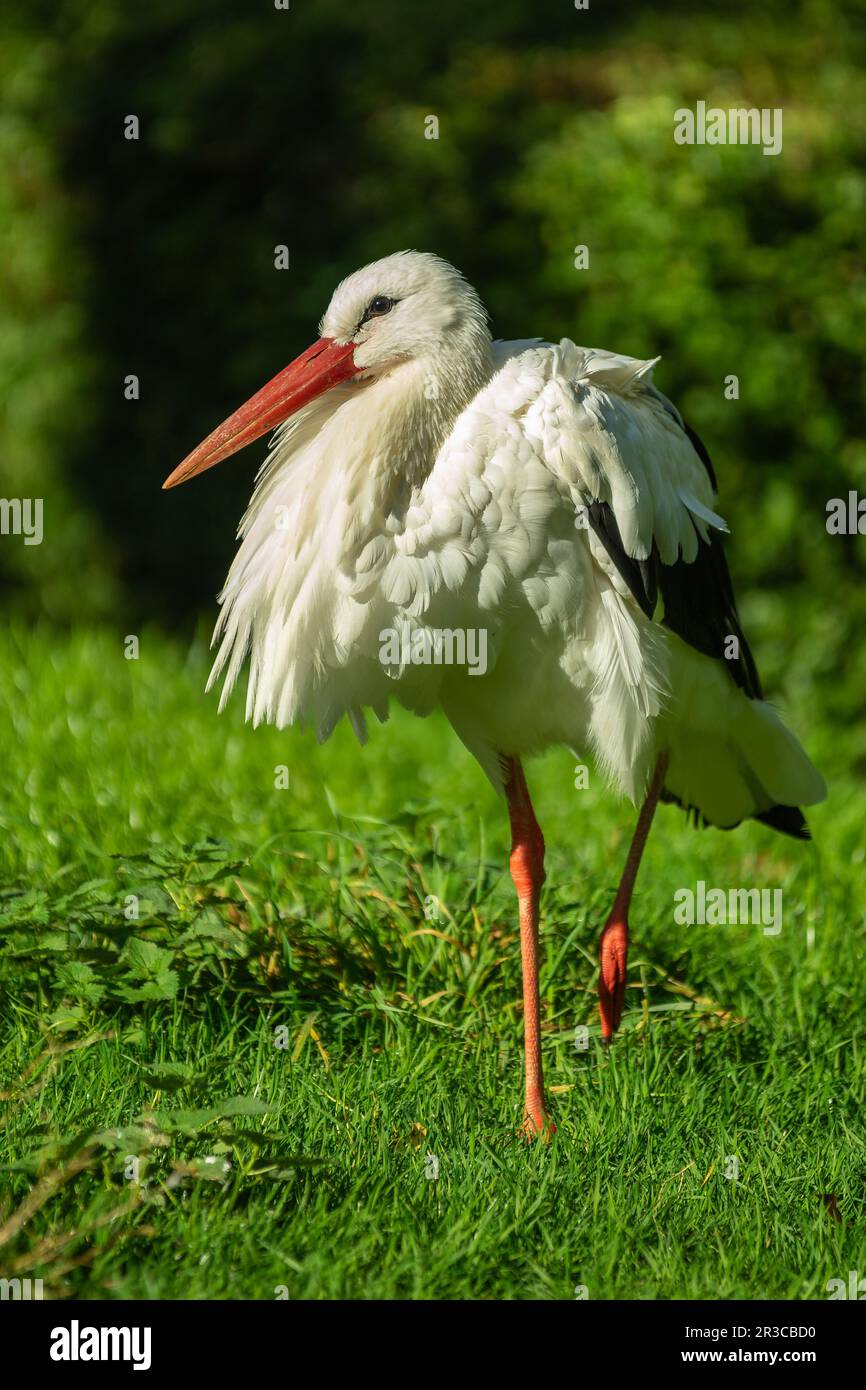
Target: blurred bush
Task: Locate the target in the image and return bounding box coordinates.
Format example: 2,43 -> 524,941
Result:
1,0 -> 864,735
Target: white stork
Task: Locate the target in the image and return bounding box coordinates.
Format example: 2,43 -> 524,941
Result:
164,251 -> 825,1139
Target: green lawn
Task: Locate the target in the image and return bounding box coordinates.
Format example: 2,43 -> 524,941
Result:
1,625 -> 864,1300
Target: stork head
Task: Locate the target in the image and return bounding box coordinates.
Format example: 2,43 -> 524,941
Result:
320,250 -> 490,373
163,251 -> 491,489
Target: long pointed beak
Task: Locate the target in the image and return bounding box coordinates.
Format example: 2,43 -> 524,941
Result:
163,337 -> 359,489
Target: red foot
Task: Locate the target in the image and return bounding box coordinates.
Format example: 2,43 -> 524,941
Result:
520,1093 -> 556,1142
598,916 -> 628,1040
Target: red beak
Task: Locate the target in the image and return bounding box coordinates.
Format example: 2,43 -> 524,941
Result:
162,337 -> 359,489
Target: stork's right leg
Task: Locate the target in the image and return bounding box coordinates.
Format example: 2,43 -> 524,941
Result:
503,756 -> 555,1141
598,752 -> 669,1039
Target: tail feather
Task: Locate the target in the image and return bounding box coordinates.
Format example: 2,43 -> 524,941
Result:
754,804 -> 811,840
661,643 -> 826,837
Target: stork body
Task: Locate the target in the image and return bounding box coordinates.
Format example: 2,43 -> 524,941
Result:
165,252 -> 825,1137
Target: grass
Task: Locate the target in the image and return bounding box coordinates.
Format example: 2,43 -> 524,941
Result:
0,623 -> 864,1300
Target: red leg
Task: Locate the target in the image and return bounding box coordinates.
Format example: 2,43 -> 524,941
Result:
503,756 -> 555,1140
598,751 -> 669,1040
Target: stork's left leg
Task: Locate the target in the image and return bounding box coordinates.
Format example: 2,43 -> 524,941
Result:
503,756 -> 555,1141
598,751 -> 669,1040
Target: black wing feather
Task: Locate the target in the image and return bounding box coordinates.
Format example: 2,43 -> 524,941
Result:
585,500 -> 657,620
658,533 -> 762,699
585,494 -> 760,697
585,417 -> 808,840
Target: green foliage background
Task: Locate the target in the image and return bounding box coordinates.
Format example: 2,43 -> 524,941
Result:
1,1 -> 864,746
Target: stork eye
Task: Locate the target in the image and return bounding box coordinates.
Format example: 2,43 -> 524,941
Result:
365,295 -> 395,319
